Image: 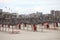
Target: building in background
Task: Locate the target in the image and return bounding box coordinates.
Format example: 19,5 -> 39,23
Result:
0,9 -> 60,26
51,10 -> 60,17
2,12 -> 12,25
0,9 -> 3,24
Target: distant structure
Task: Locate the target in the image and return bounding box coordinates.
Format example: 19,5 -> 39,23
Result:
0,9 -> 60,25
0,9 -> 3,24
51,10 -> 60,16
51,10 -> 60,22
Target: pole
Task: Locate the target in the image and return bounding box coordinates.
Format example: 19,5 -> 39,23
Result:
27,24 -> 29,31
5,24 -> 6,32
41,25 -> 44,32
0,24 -> 1,31
12,25 -> 14,33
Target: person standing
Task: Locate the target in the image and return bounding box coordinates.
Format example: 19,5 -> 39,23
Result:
19,24 -> 21,29
46,24 -> 49,29
33,24 -> 37,32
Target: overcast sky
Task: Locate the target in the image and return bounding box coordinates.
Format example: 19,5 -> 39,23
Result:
0,0 -> 60,14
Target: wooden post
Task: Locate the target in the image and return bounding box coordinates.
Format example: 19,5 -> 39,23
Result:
27,24 -> 29,31
31,24 -> 33,31
23,24 -> 25,30
2,24 -> 4,31
8,24 -> 10,32
54,23 -> 56,29
12,25 -> 14,33
0,24 -> 1,31
41,25 -> 44,32
5,24 -> 7,32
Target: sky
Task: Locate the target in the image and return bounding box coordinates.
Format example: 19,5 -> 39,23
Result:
0,0 -> 60,14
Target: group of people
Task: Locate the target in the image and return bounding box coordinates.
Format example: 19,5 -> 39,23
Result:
0,22 -> 59,33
